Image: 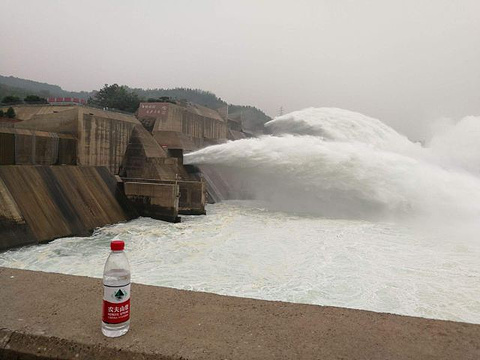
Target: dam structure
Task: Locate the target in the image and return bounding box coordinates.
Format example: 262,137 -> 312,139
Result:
1,106 -> 479,359
136,100 -> 249,202
0,101 -> 238,251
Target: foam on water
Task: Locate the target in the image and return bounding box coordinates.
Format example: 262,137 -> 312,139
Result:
0,201 -> 479,324
1,107 -> 479,324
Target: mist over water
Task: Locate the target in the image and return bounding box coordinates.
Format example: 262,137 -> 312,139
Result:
1,108 -> 479,325
186,108 -> 480,233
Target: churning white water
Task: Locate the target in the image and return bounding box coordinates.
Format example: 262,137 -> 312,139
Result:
1,108 -> 479,324
0,202 -> 479,324
186,108 -> 480,228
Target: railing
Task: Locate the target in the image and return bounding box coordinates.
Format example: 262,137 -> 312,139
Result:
120,177 -> 205,185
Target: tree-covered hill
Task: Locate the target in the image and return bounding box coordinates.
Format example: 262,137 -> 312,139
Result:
0,83 -> 33,101
0,76 -> 271,132
0,75 -> 91,99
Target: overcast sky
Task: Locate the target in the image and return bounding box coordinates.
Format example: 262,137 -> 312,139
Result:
1,0 -> 480,139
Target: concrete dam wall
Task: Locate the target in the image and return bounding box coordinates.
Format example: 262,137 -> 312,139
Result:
0,104 -> 211,250
9,105 -> 140,174
0,166 -> 137,251
0,128 -> 77,166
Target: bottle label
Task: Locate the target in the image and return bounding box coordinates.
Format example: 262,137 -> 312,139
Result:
102,283 -> 131,324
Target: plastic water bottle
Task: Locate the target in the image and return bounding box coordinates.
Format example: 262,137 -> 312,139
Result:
102,240 -> 131,337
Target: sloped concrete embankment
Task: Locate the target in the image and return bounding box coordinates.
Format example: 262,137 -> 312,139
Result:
0,166 -> 137,251
0,267 -> 479,359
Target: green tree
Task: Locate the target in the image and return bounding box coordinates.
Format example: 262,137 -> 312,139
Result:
24,94 -> 47,104
88,84 -> 140,113
2,95 -> 22,104
0,110 -> 4,117
6,107 -> 16,118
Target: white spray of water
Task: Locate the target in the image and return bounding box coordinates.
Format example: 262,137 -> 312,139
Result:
2,108 -> 480,324
427,115 -> 480,175
186,108 -> 480,229
266,108 -> 416,153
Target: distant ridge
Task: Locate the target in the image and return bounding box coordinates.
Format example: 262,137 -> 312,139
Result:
0,75 -> 271,131
0,75 -> 92,99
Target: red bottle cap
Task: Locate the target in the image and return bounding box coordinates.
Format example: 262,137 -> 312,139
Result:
110,240 -> 125,251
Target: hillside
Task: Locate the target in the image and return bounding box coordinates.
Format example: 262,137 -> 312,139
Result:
0,75 -> 92,100
0,75 -> 271,132
0,83 -> 34,100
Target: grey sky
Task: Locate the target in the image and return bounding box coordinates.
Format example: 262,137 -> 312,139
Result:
2,0 -> 480,139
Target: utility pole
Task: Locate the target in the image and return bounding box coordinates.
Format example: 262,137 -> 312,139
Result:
278,106 -> 284,116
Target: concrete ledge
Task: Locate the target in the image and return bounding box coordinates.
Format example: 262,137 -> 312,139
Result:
124,181 -> 180,222
0,330 -> 164,360
1,267 -> 479,359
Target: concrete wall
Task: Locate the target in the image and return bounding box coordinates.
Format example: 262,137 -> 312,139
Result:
14,106 -> 79,133
153,130 -> 198,151
120,125 -> 205,217
0,166 -> 137,251
122,176 -> 206,216
178,180 -> 206,215
14,129 -> 58,165
139,102 -> 227,151
11,105 -> 141,175
161,104 -> 182,132
0,128 -> 76,166
227,118 -> 242,132
120,125 -> 182,180
228,129 -> 247,141
0,178 -> 34,250
78,111 -> 136,174
124,181 -> 180,222
1,267 -> 479,360
0,118 -> 20,128
0,130 -> 15,165
57,136 -> 77,165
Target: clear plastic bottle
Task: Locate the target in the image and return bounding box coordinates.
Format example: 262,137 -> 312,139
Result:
101,240 -> 131,337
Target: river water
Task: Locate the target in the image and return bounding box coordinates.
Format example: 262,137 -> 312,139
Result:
0,201 -> 479,324
1,107 -> 479,324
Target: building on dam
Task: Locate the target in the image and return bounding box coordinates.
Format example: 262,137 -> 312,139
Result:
137,100 -> 228,152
